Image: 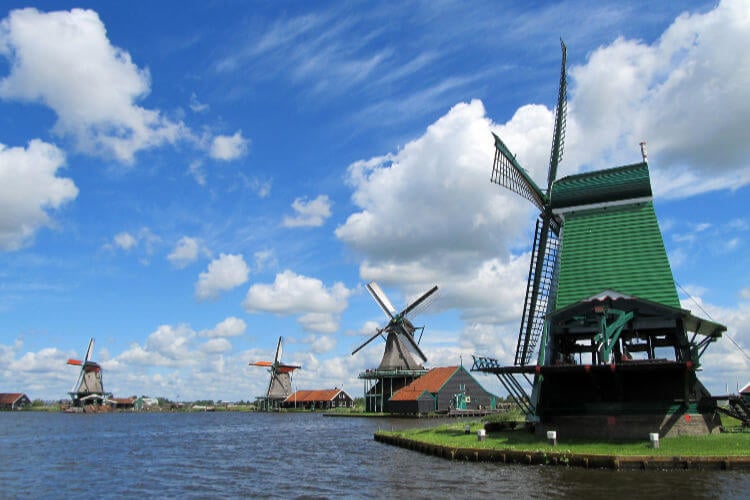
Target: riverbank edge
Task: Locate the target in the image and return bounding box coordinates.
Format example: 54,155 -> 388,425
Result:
374,431 -> 750,471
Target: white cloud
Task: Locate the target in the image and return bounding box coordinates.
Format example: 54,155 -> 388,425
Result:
168,236 -> 208,268
114,232 -> 138,251
201,338 -> 232,353
244,175 -> 272,198
282,195 -> 332,228
195,253 -> 250,301
10,347 -> 69,373
200,317 -> 247,338
189,160 -> 206,186
302,334 -> 337,354
0,8 -> 187,163
117,324 -> 198,368
210,131 -> 249,161
253,249 -> 277,271
337,100 -> 532,329
243,270 -> 351,333
567,0 -> 750,197
0,140 -> 78,251
189,92 -> 209,113
108,227 -> 160,262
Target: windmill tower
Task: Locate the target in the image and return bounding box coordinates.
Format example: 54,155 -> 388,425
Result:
352,281 -> 437,412
472,41 -> 726,438
250,336 -> 301,411
67,338 -> 110,409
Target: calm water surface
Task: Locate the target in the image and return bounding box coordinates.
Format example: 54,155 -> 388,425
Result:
1,412 -> 748,498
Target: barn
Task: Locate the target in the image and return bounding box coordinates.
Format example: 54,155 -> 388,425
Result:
282,388 -> 354,410
0,393 -> 31,411
386,366 -> 497,415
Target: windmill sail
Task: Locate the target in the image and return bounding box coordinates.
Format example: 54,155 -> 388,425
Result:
490,40 -> 567,367
546,40 -> 567,189
515,217 -> 560,365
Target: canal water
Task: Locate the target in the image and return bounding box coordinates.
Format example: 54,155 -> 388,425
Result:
1,411 -> 748,498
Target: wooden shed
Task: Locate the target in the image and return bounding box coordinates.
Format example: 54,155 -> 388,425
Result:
387,366 -> 497,415
0,393 -> 31,411
282,388 -> 353,410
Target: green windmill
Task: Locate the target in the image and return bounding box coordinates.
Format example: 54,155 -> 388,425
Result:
473,41 -> 726,438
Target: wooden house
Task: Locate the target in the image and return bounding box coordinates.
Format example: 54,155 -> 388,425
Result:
282,388 -> 353,410
387,366 -> 497,415
0,393 -> 31,411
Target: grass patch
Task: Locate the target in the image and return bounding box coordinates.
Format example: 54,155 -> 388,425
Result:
383,421 -> 750,457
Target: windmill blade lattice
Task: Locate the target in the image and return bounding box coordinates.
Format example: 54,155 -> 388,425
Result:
489,40 -> 568,367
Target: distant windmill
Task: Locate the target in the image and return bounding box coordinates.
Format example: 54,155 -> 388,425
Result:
352,282 -> 438,412
353,281 -> 438,370
67,338 -> 109,407
250,336 -> 301,410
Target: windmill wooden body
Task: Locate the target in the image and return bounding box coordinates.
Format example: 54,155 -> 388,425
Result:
352,281 -> 437,412
472,41 -> 726,438
67,338 -> 111,409
250,336 -> 300,411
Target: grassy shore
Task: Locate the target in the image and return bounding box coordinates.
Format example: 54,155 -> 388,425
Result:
380,420 -> 750,457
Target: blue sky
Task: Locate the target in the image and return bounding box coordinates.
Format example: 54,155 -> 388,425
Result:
1,0 -> 748,401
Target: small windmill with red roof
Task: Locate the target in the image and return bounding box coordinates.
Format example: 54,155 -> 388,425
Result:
67,337 -> 109,408
250,336 -> 301,410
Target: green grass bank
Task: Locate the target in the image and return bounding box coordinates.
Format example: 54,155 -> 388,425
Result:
375,420 -> 750,470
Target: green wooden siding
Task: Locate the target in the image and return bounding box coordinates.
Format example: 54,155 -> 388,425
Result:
555,202 -> 680,309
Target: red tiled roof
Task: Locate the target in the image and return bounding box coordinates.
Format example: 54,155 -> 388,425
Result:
741,383 -> 750,396
389,366 -> 459,402
0,393 -> 27,405
284,388 -> 347,403
109,397 -> 136,405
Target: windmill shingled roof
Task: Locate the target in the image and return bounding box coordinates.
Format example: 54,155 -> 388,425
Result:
551,162 -> 651,209
284,388 -> 345,403
389,366 -> 459,401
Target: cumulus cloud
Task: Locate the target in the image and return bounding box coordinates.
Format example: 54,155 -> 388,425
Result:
243,270 -> 351,333
0,343 -> 75,396
200,316 -> 247,338
117,324 -> 198,367
168,236 -> 208,268
195,253 -> 250,301
0,140 -> 78,251
0,8 -> 187,163
679,291 -> 750,392
566,0 -> 750,197
201,338 -> 232,353
210,131 -> 249,161
282,195 -> 332,228
337,100 -> 532,330
303,334 -> 337,354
